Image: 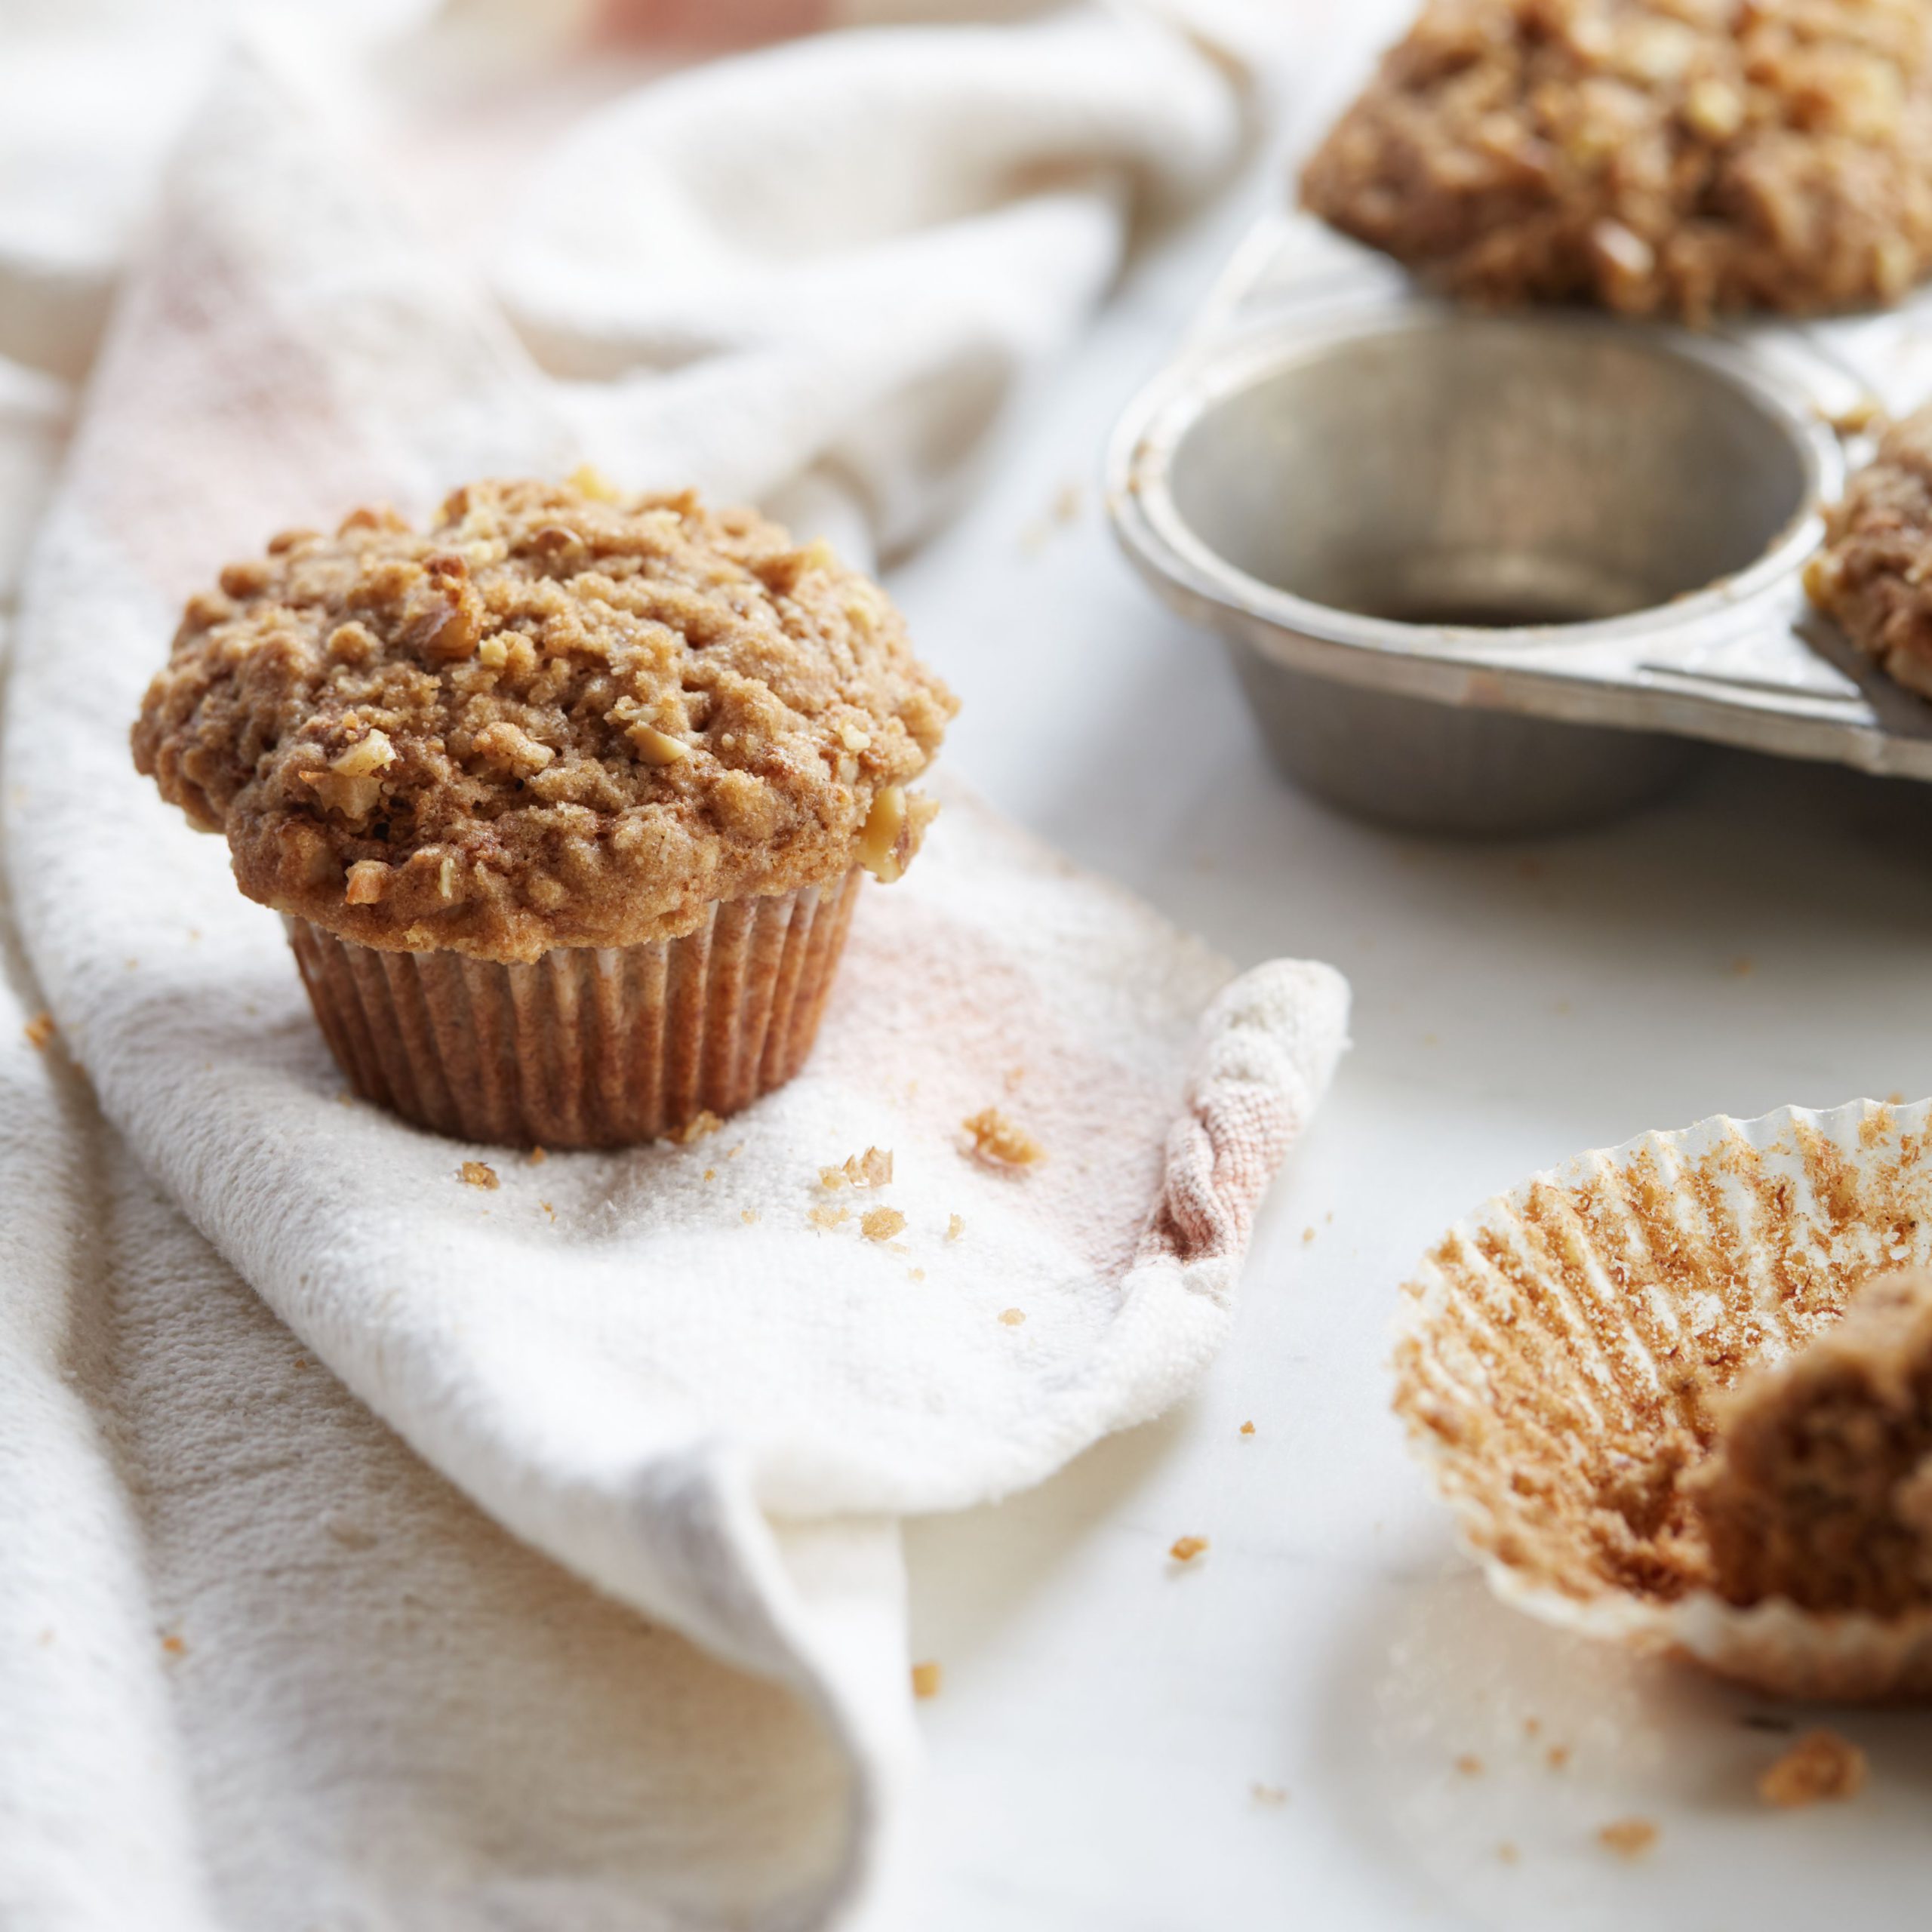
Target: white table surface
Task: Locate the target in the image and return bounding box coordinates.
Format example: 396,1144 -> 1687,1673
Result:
878,72 -> 1932,1932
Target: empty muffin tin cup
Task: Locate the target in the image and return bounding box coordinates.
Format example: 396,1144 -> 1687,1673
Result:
1108,306 -> 1839,835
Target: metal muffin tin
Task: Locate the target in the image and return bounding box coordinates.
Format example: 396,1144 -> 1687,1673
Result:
1107,212 -> 1932,834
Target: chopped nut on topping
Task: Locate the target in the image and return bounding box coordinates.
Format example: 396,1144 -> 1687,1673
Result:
946,1214 -> 964,1241
861,1208 -> 907,1242
331,730 -> 394,781
669,1110 -> 722,1145
1169,1536 -> 1210,1564
568,463 -> 622,503
458,1161 -> 499,1189
1759,1731 -> 1868,1808
626,722 -> 688,767
838,722 -> 871,752
23,1011 -> 55,1051
1681,75 -> 1744,141
343,860 -> 388,906
472,720 -> 555,777
962,1106 -> 1044,1168
857,784 -> 909,882
1596,1818 -> 1656,1860
306,767 -> 379,821
910,1660 -> 943,1699
998,1307 -> 1025,1327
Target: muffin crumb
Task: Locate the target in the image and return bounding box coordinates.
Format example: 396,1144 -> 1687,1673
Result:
23,1011 -> 54,1051
671,1111 -> 723,1146
808,1204 -> 850,1232
1597,1817 -> 1657,1860
823,1146 -> 892,1190
1169,1535 -> 1211,1564
861,1208 -> 907,1243
963,1106 -> 1044,1168
1240,1420 -> 1257,1436
1759,1730 -> 1869,1808
998,1307 -> 1026,1327
910,1661 -> 943,1699
458,1161 -> 499,1190
947,1213 -> 964,1241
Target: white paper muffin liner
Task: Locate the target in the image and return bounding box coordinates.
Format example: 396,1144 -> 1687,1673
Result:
1395,1097 -> 1932,1700
287,870 -> 861,1149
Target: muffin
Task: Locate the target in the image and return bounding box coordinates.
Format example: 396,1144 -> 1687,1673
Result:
1396,1097 -> 1932,1698
1687,1267 -> 1932,1617
132,475 -> 956,1147
1301,0 -> 1932,325
1805,405 -> 1932,698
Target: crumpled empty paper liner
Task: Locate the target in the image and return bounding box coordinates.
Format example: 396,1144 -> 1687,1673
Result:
1396,1097 -> 1932,1700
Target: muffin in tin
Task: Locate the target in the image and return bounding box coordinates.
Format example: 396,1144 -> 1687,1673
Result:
132,475 -> 956,1148
1806,405 -> 1932,699
1302,0 -> 1932,324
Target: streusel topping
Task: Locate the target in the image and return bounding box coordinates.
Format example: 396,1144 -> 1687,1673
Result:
133,478 -> 956,960
1302,0 -> 1932,323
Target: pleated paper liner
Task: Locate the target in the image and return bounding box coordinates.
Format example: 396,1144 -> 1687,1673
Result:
1395,1097 -> 1932,1700
287,870 -> 862,1150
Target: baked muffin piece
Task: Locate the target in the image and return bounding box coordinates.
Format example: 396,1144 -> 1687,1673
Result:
134,477 -> 956,963
1301,0 -> 1932,323
1687,1269 -> 1932,1616
1805,407 -> 1932,698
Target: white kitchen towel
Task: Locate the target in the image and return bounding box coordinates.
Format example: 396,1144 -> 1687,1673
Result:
0,7 -> 1346,1929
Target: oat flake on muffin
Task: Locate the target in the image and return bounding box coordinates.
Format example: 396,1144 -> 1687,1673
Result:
133,475 -> 956,963
1301,0 -> 1932,324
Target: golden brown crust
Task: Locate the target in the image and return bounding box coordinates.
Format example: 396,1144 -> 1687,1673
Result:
1806,406 -> 1932,697
1301,0 -> 1932,324
132,478 -> 955,961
